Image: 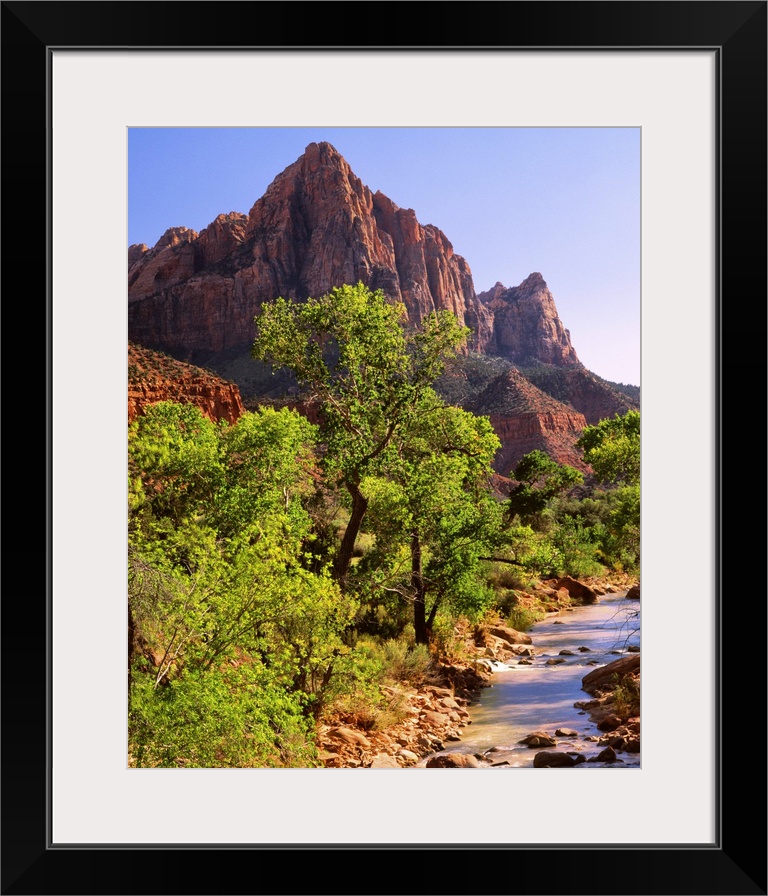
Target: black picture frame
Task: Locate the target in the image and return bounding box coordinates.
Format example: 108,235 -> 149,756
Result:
3,3 -> 766,894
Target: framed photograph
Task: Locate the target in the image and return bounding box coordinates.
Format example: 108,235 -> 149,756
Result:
4,2 -> 765,894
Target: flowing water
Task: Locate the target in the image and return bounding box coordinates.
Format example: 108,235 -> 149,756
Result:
423,592 -> 640,768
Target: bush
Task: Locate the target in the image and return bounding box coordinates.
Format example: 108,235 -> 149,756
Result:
611,673 -> 640,720
379,638 -> 433,685
506,605 -> 546,632
129,664 -> 319,768
323,635 -> 433,730
486,562 -> 530,591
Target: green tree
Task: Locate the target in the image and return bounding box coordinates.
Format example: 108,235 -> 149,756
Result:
576,410 -> 640,572
577,409 -> 640,485
128,402 -> 358,765
252,282 -> 468,586
356,391 -> 502,643
507,449 -> 584,526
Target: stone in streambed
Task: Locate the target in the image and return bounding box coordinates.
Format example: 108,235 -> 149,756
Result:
426,753 -> 481,768
533,751 -> 585,768
588,746 -> 623,763
369,753 -> 400,768
519,731 -> 557,748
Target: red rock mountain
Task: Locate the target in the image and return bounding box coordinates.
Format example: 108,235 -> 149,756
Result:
127,141 -> 638,473
129,141 -> 492,359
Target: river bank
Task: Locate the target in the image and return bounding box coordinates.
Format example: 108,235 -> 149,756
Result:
316,573 -> 639,768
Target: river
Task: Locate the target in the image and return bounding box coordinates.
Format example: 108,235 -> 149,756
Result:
420,592 -> 640,768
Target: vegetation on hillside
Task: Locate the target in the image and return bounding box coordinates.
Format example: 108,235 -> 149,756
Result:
128,284 -> 640,767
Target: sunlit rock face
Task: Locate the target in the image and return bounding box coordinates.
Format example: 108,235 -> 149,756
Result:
465,367 -> 588,475
476,273 -> 581,368
128,342 -> 244,425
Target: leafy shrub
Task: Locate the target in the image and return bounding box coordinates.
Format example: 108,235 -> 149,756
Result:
611,673 -> 640,720
378,638 -> 433,685
506,605 -> 546,632
129,664 -> 319,768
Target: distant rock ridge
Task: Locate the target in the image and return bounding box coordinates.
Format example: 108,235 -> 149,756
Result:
465,368 -> 589,474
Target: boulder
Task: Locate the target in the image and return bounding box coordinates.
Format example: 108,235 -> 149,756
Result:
555,576 -> 598,604
589,746 -> 621,763
597,714 -> 623,732
533,751 -> 585,768
426,753 -> 481,768
328,727 -> 372,748
369,753 -> 400,769
581,654 -> 640,695
519,731 -> 557,748
484,624 -> 533,646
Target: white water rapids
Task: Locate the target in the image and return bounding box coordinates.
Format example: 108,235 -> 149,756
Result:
421,592 -> 640,768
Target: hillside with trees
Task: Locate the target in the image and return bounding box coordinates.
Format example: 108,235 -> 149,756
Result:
128,284 -> 639,767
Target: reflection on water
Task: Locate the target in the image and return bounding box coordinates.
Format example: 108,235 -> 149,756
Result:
426,594 -> 640,768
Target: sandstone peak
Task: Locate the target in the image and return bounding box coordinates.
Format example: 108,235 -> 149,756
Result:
522,271 -> 546,288
465,367 -> 589,474
128,244 -> 149,269
475,273 -> 579,368
153,226 -> 198,251
304,141 -> 343,160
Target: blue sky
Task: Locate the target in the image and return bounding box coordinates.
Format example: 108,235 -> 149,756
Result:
129,127 -> 640,386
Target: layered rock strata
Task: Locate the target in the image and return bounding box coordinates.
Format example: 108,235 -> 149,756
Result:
465,368 -> 588,475
128,342 -> 244,424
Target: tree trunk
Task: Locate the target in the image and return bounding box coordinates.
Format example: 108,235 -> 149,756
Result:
411,532 -> 429,645
332,480 -> 368,587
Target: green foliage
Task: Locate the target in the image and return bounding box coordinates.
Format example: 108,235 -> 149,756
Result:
610,672 -> 640,720
216,405 -> 318,541
577,410 -> 640,485
128,402 -> 224,526
377,638 -> 433,686
128,401 -> 359,765
571,410 -> 640,572
252,283 -> 470,583
252,283 -> 468,487
324,635 -> 433,730
352,390 -> 503,642
506,605 -> 546,632
599,483 -> 640,572
548,516 -> 605,578
507,450 -> 584,526
129,663 -> 319,768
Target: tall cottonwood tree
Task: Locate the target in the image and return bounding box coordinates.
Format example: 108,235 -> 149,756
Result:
359,390 -> 502,643
252,282 -> 469,587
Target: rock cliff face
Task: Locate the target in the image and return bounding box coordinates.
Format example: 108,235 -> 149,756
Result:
465,368 -> 589,475
477,275 -> 581,368
128,342 -> 244,424
128,142 -> 492,359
